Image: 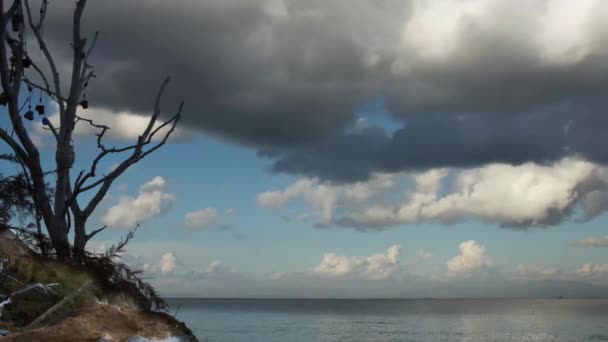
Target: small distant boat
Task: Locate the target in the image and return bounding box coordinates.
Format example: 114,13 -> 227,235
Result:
557,296 -> 565,300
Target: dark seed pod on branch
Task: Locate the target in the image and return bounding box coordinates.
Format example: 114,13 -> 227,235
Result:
35,104 -> 45,115
22,57 -> 31,68
80,100 -> 88,109
24,111 -> 34,121
42,117 -> 50,126
0,92 -> 8,106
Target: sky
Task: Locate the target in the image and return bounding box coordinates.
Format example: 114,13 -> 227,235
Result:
2,0 -> 608,298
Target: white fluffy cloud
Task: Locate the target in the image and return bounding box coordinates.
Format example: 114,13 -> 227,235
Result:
515,264 -> 561,280
268,272 -> 288,281
576,263 -> 608,280
260,158 -> 608,229
312,245 -> 402,280
569,236 -> 608,248
344,159 -> 605,228
157,260 -> 227,285
37,106 -> 192,142
511,263 -> 608,283
102,176 -> 176,228
415,249 -> 433,262
207,260 -> 223,274
179,259 -> 229,282
143,252 -> 179,275
395,0 -> 606,67
446,240 -> 493,278
257,173 -> 404,225
185,208 -> 219,229
159,253 -> 178,274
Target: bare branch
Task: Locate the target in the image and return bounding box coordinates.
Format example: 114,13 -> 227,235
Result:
24,0 -> 65,116
42,117 -> 59,140
21,78 -> 66,102
0,2 -> 48,170
1,0 -> 183,258
67,0 -> 87,109
27,59 -> 52,96
0,129 -> 27,162
140,106 -> 182,159
75,114 -> 109,133
74,110 -> 181,197
86,225 -> 107,241
79,87 -> 182,217
84,31 -> 99,60
141,76 -> 171,143
70,78 -> 178,199
66,170 -> 81,214
54,0 -> 89,228
1,1 -> 20,21
79,31 -> 98,82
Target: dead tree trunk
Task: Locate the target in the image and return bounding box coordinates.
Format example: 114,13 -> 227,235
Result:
0,0 -> 183,260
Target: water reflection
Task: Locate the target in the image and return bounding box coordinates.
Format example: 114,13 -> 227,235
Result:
169,299 -> 608,342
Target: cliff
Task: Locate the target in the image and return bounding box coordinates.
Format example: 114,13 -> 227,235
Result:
0,229 -> 197,342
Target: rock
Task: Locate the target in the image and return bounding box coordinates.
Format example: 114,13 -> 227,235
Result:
98,333 -> 113,341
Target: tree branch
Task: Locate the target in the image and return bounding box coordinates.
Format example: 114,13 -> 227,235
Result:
24,0 -> 65,117
79,31 -> 98,83
0,129 -> 27,162
86,225 -> 106,241
0,1 -> 56,237
1,1 -> 20,21
21,78 -> 67,103
74,109 -> 181,197
77,79 -> 182,217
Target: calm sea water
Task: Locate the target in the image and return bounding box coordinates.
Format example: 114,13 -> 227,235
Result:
167,298 -> 608,342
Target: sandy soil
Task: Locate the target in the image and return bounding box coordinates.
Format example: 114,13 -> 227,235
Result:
2,303 -> 197,342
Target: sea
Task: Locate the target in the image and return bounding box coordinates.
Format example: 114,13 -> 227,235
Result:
166,298 -> 608,342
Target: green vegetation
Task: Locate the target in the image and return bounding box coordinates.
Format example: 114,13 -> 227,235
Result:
0,232 -> 96,328
0,228 -> 168,331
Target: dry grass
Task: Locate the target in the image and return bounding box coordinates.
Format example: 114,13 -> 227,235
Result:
0,230 -> 97,327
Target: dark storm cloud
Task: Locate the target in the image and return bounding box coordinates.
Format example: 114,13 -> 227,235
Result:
32,0 -> 608,181
40,0 -> 382,147
267,104 -> 608,182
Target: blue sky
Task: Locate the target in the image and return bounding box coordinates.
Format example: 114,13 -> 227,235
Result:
3,0 -> 608,298
6,108 -> 606,298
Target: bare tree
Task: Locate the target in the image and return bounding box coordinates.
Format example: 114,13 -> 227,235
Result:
0,0 -> 183,260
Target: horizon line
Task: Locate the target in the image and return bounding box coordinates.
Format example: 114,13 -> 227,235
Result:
163,296 -> 608,300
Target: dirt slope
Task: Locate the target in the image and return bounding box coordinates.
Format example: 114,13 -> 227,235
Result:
2,303 -> 196,342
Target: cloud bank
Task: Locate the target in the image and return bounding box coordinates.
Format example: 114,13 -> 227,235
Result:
30,0 -> 608,182
569,236 -> 608,248
311,245 -> 402,280
135,240 -> 608,298
184,208 -> 219,230
259,158 -> 608,229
